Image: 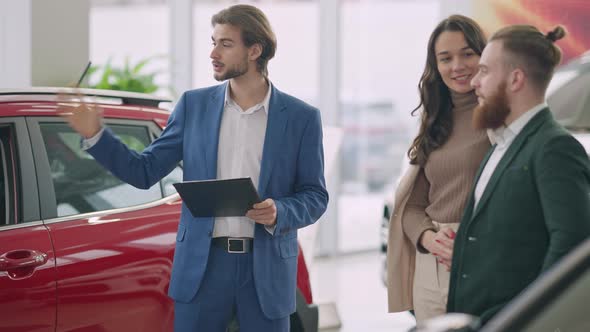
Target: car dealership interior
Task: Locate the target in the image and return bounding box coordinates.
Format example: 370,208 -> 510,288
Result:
1,1 -> 589,331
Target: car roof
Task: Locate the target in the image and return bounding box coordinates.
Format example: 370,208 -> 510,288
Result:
0,88 -> 173,128
560,50 -> 590,72
0,87 -> 171,108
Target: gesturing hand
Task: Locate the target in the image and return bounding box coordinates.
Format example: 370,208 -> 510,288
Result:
57,93 -> 103,139
246,199 -> 277,226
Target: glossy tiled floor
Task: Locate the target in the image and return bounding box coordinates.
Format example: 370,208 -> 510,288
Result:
310,250 -> 416,332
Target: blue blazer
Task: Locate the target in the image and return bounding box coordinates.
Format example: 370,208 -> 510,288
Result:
87,83 -> 329,319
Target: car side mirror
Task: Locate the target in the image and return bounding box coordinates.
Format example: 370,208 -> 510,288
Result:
408,313 -> 480,332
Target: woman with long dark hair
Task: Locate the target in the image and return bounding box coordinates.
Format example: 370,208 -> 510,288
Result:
387,15 -> 491,322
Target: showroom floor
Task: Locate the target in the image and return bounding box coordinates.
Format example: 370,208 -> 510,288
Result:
310,250 -> 416,332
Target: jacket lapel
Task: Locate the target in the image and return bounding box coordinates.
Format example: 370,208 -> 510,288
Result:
471,109 -> 551,220
203,83 -> 226,179
258,85 -> 288,196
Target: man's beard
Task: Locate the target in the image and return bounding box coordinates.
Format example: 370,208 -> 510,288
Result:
472,82 -> 511,130
214,56 -> 249,81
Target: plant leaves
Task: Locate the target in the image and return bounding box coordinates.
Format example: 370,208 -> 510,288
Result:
87,55 -> 167,94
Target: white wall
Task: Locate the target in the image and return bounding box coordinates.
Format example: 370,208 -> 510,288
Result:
0,0 -> 32,88
439,0 -> 473,18
0,0 -> 89,88
31,0 -> 90,86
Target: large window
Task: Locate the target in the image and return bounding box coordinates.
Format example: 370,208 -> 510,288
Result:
337,0 -> 439,252
39,123 -> 182,217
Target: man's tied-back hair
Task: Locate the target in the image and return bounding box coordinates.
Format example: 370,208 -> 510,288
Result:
490,25 -> 566,92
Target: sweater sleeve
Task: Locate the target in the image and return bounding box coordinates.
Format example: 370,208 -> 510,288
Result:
402,167 -> 436,253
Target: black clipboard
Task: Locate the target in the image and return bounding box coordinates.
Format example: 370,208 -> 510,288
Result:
172,177 -> 261,217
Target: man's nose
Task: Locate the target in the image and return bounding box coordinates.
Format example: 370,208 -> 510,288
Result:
470,74 -> 479,88
210,46 -> 219,59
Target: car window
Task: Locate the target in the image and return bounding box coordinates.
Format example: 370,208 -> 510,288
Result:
149,130 -> 183,196
0,126 -> 17,225
39,123 -> 164,217
522,267 -> 590,332
0,134 -> 7,224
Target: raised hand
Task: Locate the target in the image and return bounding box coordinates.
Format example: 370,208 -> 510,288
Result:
57,92 -> 103,139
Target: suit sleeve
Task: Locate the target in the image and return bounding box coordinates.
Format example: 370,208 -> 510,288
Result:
536,134 -> 590,270
273,108 -> 329,235
86,93 -> 186,189
402,167 -> 436,252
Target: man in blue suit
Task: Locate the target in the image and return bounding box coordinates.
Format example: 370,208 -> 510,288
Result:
60,4 -> 328,331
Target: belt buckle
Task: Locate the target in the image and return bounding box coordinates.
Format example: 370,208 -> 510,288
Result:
227,238 -> 246,253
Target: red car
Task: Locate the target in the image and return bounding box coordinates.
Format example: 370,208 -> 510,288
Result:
0,88 -> 317,332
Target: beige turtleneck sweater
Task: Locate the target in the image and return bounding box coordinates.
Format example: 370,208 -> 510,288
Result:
402,90 -> 491,250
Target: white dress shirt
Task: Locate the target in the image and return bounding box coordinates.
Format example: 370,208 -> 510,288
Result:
83,82 -> 273,238
212,82 -> 271,238
473,102 -> 548,209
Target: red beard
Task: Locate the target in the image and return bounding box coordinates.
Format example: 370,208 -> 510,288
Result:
473,82 -> 511,130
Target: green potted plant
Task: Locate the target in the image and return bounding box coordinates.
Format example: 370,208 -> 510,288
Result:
85,55 -> 165,94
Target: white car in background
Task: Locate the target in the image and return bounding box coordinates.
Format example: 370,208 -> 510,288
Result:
547,50 -> 590,153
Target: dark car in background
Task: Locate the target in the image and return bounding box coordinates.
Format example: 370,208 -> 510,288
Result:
0,88 -> 318,332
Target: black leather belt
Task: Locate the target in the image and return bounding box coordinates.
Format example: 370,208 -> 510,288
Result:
211,237 -> 253,253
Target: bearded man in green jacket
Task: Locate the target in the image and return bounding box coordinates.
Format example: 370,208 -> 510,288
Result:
446,24 -> 590,324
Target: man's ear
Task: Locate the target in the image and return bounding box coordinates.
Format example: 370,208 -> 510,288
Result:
249,43 -> 263,61
509,68 -> 526,92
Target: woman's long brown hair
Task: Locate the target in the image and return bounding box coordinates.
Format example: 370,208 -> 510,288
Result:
408,15 -> 486,166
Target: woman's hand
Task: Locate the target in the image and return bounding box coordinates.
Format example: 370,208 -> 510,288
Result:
419,227 -> 456,271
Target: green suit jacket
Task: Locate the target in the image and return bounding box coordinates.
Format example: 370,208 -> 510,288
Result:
447,108 -> 590,323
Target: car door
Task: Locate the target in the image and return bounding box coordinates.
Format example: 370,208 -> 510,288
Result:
27,117 -> 183,332
0,119 -> 57,332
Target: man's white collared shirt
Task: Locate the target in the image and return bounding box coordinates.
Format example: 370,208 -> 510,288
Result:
83,83 -> 274,237
212,83 -> 272,238
473,102 -> 548,209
